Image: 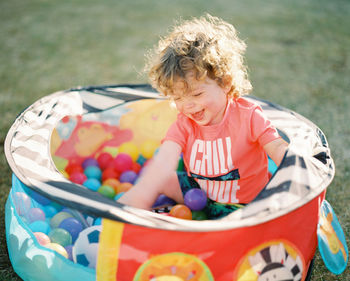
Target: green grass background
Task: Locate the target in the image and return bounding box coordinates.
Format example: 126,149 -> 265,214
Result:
1,0 -> 349,280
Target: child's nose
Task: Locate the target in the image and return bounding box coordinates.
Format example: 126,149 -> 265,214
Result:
183,98 -> 195,109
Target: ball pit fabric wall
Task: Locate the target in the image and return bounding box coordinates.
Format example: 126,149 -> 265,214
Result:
4,84 -> 341,281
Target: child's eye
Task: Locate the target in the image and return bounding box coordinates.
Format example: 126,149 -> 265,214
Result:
193,92 -> 203,97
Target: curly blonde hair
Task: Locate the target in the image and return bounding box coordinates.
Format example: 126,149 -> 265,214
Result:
146,14 -> 252,98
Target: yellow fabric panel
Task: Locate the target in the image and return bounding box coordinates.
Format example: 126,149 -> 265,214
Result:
96,219 -> 125,281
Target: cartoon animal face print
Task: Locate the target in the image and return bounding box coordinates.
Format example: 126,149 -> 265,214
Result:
249,243 -> 303,281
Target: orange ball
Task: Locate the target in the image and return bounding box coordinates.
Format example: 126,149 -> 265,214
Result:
103,178 -> 120,193
169,204 -> 192,220
117,182 -> 133,194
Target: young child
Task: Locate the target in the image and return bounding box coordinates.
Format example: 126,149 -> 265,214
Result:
118,14 -> 288,218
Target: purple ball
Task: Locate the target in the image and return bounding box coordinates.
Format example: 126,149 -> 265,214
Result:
58,217 -> 84,242
119,170 -> 138,184
64,244 -> 74,261
184,189 -> 207,211
82,157 -> 99,169
152,194 -> 176,208
27,207 -> 46,222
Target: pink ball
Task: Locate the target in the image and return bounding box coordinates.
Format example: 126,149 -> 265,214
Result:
69,172 -> 87,184
34,232 -> 51,246
113,153 -> 133,173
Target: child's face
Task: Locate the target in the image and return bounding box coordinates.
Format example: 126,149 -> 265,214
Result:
171,73 -> 229,126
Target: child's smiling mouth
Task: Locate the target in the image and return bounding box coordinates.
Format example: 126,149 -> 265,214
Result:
190,109 -> 205,122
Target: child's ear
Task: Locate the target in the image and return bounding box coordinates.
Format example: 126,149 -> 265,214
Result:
222,75 -> 232,94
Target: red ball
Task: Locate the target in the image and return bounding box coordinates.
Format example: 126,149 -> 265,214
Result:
97,152 -> 113,170
69,172 -> 87,184
131,162 -> 142,174
65,163 -> 83,175
113,153 -> 133,173
102,168 -> 120,181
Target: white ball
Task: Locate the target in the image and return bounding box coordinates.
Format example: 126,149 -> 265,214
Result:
72,225 -> 101,268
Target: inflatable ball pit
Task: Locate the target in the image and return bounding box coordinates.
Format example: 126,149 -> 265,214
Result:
4,84 -> 348,281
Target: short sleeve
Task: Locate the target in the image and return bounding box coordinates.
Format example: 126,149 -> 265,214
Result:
162,114 -> 189,150
250,106 -> 280,146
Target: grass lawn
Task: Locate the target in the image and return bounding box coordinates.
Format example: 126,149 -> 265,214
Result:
1,0 -> 349,280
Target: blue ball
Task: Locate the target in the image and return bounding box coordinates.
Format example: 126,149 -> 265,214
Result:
84,166 -> 102,180
114,192 -> 125,201
59,217 -> 84,242
43,205 -> 58,218
93,217 -> 102,226
83,178 -> 101,192
29,220 -> 51,234
30,190 -> 51,206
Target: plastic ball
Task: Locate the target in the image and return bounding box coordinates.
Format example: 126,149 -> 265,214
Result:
136,155 -> 147,166
169,204 -> 192,220
73,225 -> 102,268
97,152 -> 113,170
29,220 -> 51,235
131,162 -> 142,174
45,243 -> 68,259
50,201 -> 63,212
118,142 -> 139,161
102,178 -> 120,193
49,228 -> 72,247
14,192 -> 31,215
83,178 -> 101,192
84,166 -> 102,180
184,189 -> 207,211
59,217 -> 84,242
34,232 -> 51,246
43,205 -> 59,218
65,244 -> 74,261
140,140 -> 159,159
117,182 -> 133,194
114,192 -> 125,201
192,210 -> 208,220
93,217 -> 102,226
28,207 -> 46,222
50,212 -> 73,228
30,190 -> 51,205
65,163 -> 83,175
102,168 -> 120,181
98,185 -> 115,199
152,194 -> 177,208
82,157 -> 99,169
69,172 -> 87,184
119,170 -> 138,184
113,153 -> 133,173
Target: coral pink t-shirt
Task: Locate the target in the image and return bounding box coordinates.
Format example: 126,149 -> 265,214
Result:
164,97 -> 280,204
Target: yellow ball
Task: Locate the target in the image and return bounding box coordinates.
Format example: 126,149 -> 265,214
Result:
118,142 -> 139,162
45,243 -> 68,259
140,140 -> 160,159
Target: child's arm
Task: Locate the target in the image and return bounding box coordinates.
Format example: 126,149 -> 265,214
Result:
117,140 -> 183,209
263,138 -> 289,166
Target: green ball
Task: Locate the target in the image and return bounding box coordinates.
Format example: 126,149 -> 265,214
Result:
177,158 -> 184,171
48,228 -> 72,247
98,185 -> 116,199
192,210 -> 208,220
50,212 -> 73,228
